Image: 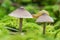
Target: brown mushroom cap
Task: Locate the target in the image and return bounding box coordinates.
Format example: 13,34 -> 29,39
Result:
9,6 -> 33,18
36,14 -> 54,23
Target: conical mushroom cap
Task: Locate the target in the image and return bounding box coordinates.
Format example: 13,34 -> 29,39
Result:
36,14 -> 54,23
9,7 -> 33,18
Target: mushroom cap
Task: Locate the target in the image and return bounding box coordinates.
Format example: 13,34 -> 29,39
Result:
36,14 -> 54,23
9,6 -> 33,18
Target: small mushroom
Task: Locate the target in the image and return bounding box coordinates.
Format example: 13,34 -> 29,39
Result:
36,10 -> 54,35
9,6 -> 33,33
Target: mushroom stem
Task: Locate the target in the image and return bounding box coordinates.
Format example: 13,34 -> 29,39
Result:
19,18 -> 23,33
43,22 -> 46,35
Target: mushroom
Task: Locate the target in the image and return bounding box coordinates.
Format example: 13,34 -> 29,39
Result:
9,6 -> 33,33
36,10 -> 54,35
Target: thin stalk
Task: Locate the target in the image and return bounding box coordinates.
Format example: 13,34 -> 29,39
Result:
19,18 -> 23,33
43,22 -> 46,35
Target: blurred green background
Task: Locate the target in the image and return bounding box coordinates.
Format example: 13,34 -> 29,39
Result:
0,0 -> 60,40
